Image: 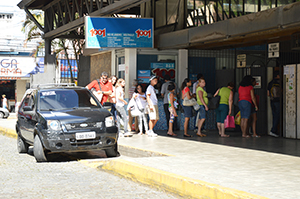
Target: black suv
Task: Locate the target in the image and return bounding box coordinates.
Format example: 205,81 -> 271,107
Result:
16,84 -> 118,162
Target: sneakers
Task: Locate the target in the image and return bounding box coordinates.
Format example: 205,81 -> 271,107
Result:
124,131 -> 133,137
147,130 -> 158,137
270,132 -> 279,138
118,133 -> 124,138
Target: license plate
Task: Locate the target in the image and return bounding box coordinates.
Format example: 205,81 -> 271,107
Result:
75,132 -> 96,140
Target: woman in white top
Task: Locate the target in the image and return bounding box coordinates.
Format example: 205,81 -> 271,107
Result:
110,75 -> 118,119
133,84 -> 149,135
115,79 -> 132,137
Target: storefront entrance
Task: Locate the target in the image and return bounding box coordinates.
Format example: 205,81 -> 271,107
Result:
0,80 -> 16,111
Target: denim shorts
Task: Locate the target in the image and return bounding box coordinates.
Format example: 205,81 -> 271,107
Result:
182,105 -> 193,118
199,105 -> 206,119
238,100 -> 252,119
216,104 -> 229,123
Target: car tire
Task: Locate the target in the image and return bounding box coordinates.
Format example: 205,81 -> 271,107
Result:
104,143 -> 119,157
33,135 -> 47,162
17,135 -> 29,153
0,112 -> 4,118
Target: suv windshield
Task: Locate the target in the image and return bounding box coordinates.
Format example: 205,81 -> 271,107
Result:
38,89 -> 101,111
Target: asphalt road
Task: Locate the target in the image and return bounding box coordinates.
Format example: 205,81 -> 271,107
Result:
0,134 -> 180,199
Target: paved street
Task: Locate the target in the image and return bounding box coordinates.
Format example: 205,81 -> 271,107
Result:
0,134 -> 180,199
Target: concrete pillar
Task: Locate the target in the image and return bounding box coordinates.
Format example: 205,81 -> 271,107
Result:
124,48 -> 137,98
111,50 -> 116,76
15,79 -> 28,113
178,49 -> 188,88
78,55 -> 91,87
32,53 -> 56,85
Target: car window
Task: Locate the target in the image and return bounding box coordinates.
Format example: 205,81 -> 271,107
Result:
19,93 -> 35,112
38,89 -> 101,111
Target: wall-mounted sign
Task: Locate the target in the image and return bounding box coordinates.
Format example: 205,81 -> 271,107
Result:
85,17 -> 153,49
0,57 -> 44,79
252,76 -> 261,89
237,54 -> 246,68
268,43 -> 279,58
150,62 -> 174,69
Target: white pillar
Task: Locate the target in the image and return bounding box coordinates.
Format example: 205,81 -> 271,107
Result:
124,48 -> 137,98
111,50 -> 116,76
178,49 -> 188,87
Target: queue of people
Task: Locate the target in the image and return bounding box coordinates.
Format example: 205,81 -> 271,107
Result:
86,71 -> 268,139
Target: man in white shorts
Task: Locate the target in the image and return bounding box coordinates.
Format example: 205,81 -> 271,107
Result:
146,76 -> 159,137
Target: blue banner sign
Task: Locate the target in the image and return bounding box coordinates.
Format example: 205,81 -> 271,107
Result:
138,70 -> 151,83
151,62 -> 175,69
85,17 -> 153,48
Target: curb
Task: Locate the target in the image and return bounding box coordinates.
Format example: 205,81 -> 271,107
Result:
0,126 -> 17,139
82,159 -> 268,199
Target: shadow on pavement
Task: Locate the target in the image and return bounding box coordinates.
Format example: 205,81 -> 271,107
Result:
26,147 -> 112,162
155,129 -> 300,157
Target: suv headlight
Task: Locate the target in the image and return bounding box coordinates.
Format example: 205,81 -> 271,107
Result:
47,120 -> 61,131
105,116 -> 115,127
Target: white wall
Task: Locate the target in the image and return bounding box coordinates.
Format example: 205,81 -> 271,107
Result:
31,55 -> 57,86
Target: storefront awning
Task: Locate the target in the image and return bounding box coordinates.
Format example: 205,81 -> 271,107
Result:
158,1 -> 300,50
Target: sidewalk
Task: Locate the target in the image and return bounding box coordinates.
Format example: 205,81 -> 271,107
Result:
1,115 -> 300,198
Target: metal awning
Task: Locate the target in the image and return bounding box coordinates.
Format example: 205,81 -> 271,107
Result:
18,0 -> 147,40
158,1 -> 300,50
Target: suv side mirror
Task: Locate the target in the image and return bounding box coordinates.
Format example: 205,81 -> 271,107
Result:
23,106 -> 33,112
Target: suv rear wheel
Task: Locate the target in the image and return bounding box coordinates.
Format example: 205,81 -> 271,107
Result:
17,135 -> 29,153
104,143 -> 119,157
33,135 -> 47,162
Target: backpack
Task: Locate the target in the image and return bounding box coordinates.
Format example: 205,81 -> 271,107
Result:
270,83 -> 281,99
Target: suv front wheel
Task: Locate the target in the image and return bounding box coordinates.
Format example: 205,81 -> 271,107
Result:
33,135 -> 48,162
17,135 -> 29,153
104,143 -> 119,157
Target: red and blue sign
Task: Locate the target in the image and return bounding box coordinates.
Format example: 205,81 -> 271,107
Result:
60,59 -> 77,79
85,17 -> 153,48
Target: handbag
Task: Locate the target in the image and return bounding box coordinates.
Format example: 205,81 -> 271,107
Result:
91,79 -> 103,102
209,95 -> 220,110
182,96 -> 197,106
224,115 -> 235,129
127,98 -> 142,117
193,103 -> 200,111
235,111 -> 241,126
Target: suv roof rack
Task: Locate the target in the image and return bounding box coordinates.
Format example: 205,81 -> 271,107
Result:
31,83 -> 77,89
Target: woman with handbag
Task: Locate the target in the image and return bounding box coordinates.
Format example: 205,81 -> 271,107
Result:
181,78 -> 193,137
133,84 -> 149,135
115,79 -> 133,137
213,82 -> 234,137
196,78 -> 208,137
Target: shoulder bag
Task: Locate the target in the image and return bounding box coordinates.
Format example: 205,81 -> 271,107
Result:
92,79 -> 103,102
209,95 -> 220,110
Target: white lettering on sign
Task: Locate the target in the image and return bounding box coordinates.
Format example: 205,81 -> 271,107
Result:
41,91 -> 56,96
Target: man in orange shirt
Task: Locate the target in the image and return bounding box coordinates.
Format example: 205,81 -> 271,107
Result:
86,72 -> 113,105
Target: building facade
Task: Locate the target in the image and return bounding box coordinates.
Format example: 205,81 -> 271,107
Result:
17,0 -> 300,138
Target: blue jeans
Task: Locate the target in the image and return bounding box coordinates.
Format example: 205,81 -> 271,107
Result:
116,106 -> 128,133
271,101 -> 280,134
238,100 -> 252,119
